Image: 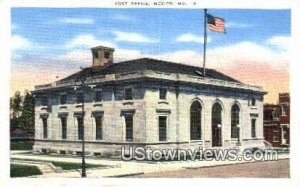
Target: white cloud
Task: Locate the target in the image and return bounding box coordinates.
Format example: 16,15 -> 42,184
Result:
66,34 -> 115,49
58,47 -> 143,67
133,41 -> 288,71
114,49 -> 143,62
110,14 -> 135,21
266,36 -> 290,51
226,22 -> 254,29
176,33 -> 211,43
12,35 -> 47,51
207,41 -> 288,69
12,35 -> 31,50
58,50 -> 91,66
112,31 -> 157,43
149,50 -> 201,66
61,38 -> 287,72
13,33 -> 289,73
59,18 -> 94,24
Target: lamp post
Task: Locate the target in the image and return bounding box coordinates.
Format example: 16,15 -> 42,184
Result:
79,69 -> 87,178
217,124 -> 222,146
74,67 -> 91,178
236,124 -> 241,146
81,85 -> 86,177
75,67 -> 96,178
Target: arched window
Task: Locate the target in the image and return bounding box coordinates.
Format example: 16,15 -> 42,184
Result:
212,102 -> 222,146
231,104 -> 240,138
212,102 -> 222,125
190,101 -> 202,140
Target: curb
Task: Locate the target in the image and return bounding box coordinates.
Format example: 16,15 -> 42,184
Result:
107,172 -> 145,177
184,158 -> 289,169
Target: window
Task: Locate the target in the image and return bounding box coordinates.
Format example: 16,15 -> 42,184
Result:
61,117 -> 67,139
60,94 -> 67,105
94,91 -> 102,102
77,117 -> 83,140
272,111 -> 278,120
125,115 -> 133,141
212,102 -> 222,147
41,96 -> 48,106
281,104 -> 289,116
231,104 -> 240,138
212,103 -> 222,125
124,88 -> 133,100
76,93 -> 83,104
273,130 -> 279,142
60,151 -> 66,155
251,119 -> 256,138
95,116 -> 103,140
159,116 -> 167,141
190,101 -> 202,140
159,88 -> 167,100
94,51 -> 99,59
104,51 -> 110,59
251,98 -> 256,106
282,126 -> 288,139
42,118 -> 48,139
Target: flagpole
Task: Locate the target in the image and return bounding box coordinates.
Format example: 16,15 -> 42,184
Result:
203,9 -> 207,78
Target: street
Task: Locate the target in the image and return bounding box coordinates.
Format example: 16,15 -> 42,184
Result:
11,151 -> 290,178
128,159 -> 289,178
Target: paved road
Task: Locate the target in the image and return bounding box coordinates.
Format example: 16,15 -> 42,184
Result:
11,151 -> 290,178
128,159 -> 289,178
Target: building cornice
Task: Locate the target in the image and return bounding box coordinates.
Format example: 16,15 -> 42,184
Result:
34,70 -> 265,94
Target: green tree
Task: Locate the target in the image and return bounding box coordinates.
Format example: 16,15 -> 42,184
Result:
10,117 -> 20,131
10,91 -> 23,130
10,91 -> 22,118
20,91 -> 35,135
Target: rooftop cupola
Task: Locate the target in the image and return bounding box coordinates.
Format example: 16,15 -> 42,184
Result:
91,46 -> 115,68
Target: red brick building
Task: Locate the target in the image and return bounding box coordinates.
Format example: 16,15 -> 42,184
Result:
263,93 -> 290,147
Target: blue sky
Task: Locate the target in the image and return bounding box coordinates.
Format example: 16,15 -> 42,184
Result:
12,8 -> 290,57
11,8 -> 290,103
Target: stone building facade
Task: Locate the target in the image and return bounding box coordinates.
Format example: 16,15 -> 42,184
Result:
33,46 -> 266,156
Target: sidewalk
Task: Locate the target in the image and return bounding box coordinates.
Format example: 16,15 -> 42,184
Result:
11,151 -> 289,178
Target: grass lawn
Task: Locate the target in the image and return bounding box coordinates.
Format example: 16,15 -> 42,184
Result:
10,164 -> 42,177
13,158 -> 106,171
51,161 -> 105,170
10,141 -> 34,150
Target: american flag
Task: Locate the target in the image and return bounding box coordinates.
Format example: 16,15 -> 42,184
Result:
207,14 -> 226,33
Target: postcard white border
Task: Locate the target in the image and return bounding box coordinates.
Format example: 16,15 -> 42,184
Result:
1,0 -> 299,187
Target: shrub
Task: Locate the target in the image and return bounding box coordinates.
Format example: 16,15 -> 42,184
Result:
10,141 -> 34,150
10,164 -> 42,177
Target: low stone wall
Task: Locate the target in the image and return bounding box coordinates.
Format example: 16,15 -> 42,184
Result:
33,138 -> 265,158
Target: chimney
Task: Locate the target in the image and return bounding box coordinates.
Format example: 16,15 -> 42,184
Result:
91,46 -> 115,68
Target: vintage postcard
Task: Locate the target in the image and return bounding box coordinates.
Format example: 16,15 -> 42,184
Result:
3,0 -> 299,186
